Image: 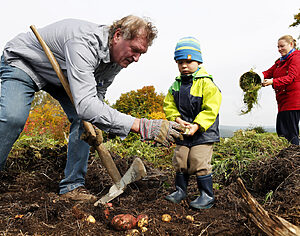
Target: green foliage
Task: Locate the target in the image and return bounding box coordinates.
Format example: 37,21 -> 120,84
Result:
113,86 -> 165,118
9,133 -> 63,160
290,9 -> 300,44
246,125 -> 267,133
264,190 -> 274,205
212,130 -> 289,180
289,9 -> 300,28
104,137 -> 175,169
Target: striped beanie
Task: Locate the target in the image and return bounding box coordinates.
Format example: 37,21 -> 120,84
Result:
174,37 -> 203,63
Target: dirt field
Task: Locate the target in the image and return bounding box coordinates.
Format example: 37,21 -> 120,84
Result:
0,144 -> 299,235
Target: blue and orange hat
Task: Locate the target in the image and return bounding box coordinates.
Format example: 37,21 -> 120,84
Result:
174,37 -> 203,63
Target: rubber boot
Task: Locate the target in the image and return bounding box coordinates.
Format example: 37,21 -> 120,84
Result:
165,172 -> 188,204
189,174 -> 215,209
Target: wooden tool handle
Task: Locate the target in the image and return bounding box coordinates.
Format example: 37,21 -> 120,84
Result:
30,25 -> 121,183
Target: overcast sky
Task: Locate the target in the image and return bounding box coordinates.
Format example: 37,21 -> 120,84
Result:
1,0 -> 299,127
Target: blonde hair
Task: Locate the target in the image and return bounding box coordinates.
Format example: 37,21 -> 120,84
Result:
109,15 -> 158,46
278,35 -> 297,48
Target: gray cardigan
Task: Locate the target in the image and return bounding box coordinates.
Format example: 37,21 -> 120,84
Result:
3,19 -> 135,137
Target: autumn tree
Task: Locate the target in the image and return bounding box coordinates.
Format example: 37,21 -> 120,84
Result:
22,91 -> 70,143
113,86 -> 166,119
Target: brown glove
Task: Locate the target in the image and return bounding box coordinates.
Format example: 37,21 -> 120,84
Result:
139,118 -> 185,146
80,126 -> 103,147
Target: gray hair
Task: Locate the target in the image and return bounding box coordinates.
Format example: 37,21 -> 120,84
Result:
109,15 -> 158,46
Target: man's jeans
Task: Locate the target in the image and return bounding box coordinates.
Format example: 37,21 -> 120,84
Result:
0,58 -> 90,194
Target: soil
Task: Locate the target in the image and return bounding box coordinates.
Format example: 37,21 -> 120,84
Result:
0,144 -> 299,236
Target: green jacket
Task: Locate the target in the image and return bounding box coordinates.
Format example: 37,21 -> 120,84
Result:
163,67 -> 222,146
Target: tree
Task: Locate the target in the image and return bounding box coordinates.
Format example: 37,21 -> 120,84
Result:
22,91 -> 70,143
113,86 -> 165,119
290,9 -> 300,43
289,9 -> 300,28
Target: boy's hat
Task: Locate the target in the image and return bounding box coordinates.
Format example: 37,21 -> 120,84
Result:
174,37 -> 203,63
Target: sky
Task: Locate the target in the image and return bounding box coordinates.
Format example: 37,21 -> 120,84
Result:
0,0 -> 299,127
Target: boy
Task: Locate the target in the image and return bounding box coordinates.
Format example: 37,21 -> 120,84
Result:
163,37 -> 222,209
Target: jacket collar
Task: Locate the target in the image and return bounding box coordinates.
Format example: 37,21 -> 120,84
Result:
280,48 -> 296,61
175,66 -> 212,81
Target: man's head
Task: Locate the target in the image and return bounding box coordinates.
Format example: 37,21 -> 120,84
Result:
174,37 -> 202,75
109,15 -> 158,68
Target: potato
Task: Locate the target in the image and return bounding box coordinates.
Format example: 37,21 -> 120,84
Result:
136,214 -> 149,228
161,214 -> 172,222
126,229 -> 140,236
85,215 -> 96,224
186,215 -> 194,222
111,214 -> 137,231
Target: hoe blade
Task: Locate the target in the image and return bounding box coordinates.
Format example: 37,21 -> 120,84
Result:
94,158 -> 146,206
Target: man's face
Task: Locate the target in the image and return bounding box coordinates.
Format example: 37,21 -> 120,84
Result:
110,29 -> 148,68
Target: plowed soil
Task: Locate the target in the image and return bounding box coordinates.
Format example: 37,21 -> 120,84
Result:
0,144 -> 299,235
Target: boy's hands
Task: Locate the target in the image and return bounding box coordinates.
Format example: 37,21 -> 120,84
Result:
175,117 -> 200,136
139,118 -> 185,146
185,123 -> 199,136
175,117 -> 190,127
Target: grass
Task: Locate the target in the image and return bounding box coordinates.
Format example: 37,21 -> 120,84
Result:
8,129 -> 289,183
212,130 -> 289,179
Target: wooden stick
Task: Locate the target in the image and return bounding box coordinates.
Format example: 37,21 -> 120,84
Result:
237,177 -> 300,236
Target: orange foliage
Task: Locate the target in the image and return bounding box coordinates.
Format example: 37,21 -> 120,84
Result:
148,111 -> 166,120
22,100 -> 70,142
113,86 -> 165,118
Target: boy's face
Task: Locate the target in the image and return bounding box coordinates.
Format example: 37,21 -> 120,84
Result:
176,59 -> 200,75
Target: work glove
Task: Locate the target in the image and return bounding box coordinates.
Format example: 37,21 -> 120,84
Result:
80,126 -> 103,147
139,118 -> 185,146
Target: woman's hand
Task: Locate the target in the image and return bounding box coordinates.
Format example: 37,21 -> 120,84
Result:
262,79 -> 273,87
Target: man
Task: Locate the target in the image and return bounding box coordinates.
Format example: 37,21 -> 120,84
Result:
0,15 -> 183,201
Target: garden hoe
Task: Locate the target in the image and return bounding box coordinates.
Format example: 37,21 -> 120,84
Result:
30,25 -> 147,205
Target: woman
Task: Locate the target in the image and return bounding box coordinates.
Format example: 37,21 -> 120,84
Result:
262,35 -> 300,145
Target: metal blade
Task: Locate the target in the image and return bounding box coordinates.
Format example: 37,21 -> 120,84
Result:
94,158 -> 146,206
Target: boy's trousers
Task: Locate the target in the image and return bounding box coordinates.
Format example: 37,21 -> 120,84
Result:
172,143 -> 213,176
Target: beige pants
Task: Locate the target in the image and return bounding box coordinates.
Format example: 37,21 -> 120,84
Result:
172,144 -> 213,176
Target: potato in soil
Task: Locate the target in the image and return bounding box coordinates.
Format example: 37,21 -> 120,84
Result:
111,214 -> 137,231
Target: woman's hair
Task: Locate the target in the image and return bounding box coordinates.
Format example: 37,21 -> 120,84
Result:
278,35 -> 297,48
109,15 -> 158,46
